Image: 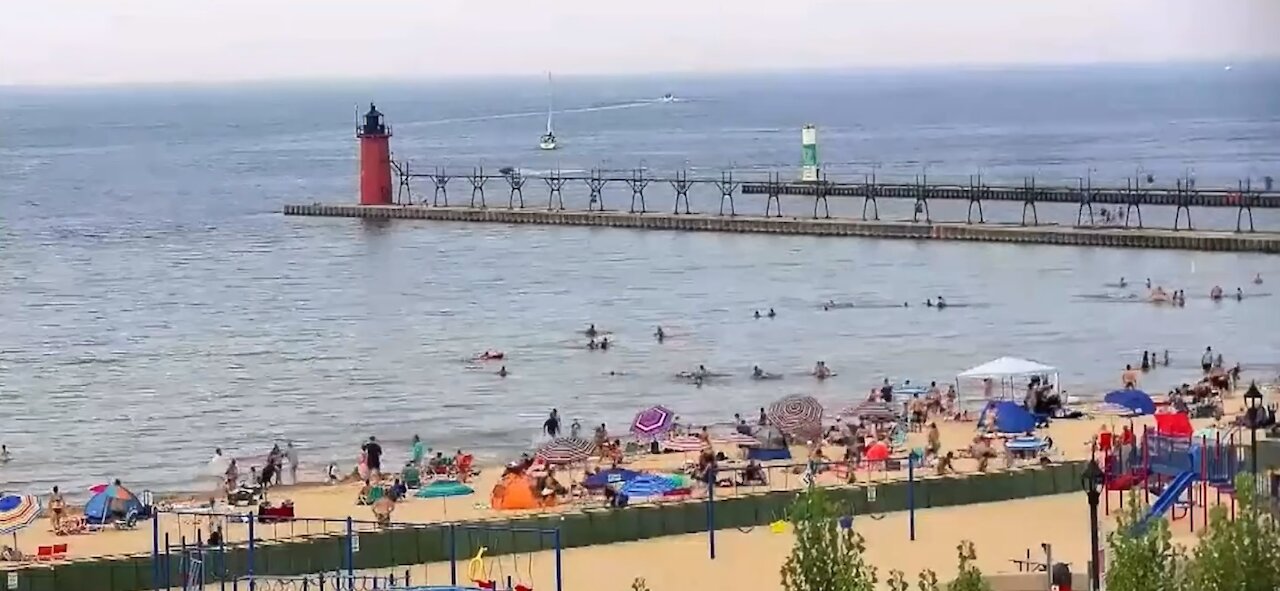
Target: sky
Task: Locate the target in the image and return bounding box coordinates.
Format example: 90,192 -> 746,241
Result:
2,0 -> 1278,86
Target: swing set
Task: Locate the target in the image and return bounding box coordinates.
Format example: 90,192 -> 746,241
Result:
467,546 -> 535,591
445,522 -> 563,591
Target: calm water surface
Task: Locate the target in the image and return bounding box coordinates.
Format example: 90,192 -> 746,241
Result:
2,64 -> 1279,495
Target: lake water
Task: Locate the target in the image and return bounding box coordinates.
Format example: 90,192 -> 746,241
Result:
2,63 -> 1279,496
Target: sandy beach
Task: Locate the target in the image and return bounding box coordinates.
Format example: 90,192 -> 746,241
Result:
180,490 -> 1222,591
14,377 -> 1265,565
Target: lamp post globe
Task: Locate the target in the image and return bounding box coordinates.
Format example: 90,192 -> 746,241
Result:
1082,458 -> 1104,590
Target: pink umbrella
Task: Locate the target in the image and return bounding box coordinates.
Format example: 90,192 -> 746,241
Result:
663,435 -> 707,452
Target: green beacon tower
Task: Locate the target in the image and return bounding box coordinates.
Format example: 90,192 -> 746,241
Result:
801,124 -> 819,182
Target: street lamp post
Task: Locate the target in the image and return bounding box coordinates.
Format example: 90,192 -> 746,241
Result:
1082,458 -> 1104,591
1244,382 -> 1264,477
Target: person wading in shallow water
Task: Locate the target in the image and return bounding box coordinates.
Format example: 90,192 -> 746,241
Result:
543,409 -> 561,437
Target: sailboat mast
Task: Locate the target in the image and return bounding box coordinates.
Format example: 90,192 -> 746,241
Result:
546,72 -> 554,134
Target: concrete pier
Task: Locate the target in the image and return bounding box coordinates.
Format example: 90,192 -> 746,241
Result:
284,204 -> 1280,253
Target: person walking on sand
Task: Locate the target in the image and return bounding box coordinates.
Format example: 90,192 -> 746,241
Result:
362,436 -> 383,482
48,486 -> 65,531
285,441 -> 299,485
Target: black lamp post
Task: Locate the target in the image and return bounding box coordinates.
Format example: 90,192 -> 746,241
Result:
1082,458 -> 1104,591
1244,381 -> 1264,477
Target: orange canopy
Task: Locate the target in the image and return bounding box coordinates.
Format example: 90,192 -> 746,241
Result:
491,473 -> 555,510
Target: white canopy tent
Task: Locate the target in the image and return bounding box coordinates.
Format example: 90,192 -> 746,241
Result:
956,356 -> 1059,399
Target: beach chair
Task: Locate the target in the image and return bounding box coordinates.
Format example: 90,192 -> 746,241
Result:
402,466 -> 422,488
114,509 -> 139,530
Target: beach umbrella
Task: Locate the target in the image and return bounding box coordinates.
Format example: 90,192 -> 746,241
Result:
631,405 -> 676,440
711,432 -> 762,447
584,468 -> 640,489
1103,389 -> 1156,416
414,480 -> 474,499
841,400 -> 900,423
618,475 -> 678,498
662,435 -> 707,452
0,493 -> 41,537
1092,402 -> 1138,417
536,436 -> 597,464
767,394 -> 824,435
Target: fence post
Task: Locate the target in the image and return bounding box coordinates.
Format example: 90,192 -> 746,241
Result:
164,533 -> 172,590
345,517 -> 355,589
449,523 -> 458,587
152,512 -> 160,591
248,517 -> 257,591
554,527 -> 564,591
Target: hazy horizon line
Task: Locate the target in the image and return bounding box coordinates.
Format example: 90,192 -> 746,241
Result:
3,56 -> 1273,94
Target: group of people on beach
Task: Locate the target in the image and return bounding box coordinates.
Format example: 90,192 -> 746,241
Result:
211,442 -> 300,496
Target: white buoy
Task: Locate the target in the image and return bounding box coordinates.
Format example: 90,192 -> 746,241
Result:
801,125 -> 819,182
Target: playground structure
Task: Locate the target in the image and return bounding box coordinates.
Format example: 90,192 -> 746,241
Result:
1101,422 -> 1245,533
152,510 -> 562,591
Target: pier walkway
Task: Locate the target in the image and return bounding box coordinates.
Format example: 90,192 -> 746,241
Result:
393,166 -> 1277,232
283,204 -> 1280,253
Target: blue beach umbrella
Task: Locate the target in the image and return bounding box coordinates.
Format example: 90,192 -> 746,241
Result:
1103,389 -> 1156,416
618,475 -> 678,498
583,468 -> 639,489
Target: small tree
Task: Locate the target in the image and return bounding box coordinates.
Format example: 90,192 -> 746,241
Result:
1102,494 -> 1187,591
780,486 -> 879,591
1182,473 -> 1280,591
946,541 -> 993,591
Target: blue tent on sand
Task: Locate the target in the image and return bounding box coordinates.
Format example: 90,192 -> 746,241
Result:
977,401 -> 1037,434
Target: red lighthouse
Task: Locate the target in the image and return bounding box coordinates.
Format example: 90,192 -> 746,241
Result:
357,103 -> 393,206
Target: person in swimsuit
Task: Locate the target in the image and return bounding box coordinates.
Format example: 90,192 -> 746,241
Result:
654,326 -> 665,342
544,409 -> 561,437
585,324 -> 598,337
767,308 -> 776,318
752,365 -> 764,379
497,366 -> 509,377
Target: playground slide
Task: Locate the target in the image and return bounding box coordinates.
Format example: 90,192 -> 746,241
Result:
1134,471 -> 1195,534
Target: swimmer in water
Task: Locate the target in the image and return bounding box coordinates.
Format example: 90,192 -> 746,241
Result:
585,324 -> 598,337
498,366 -> 509,377
752,365 -> 764,379
1254,273 -> 1263,285
696,364 -> 708,378
925,299 -> 933,307
654,326 -> 665,342
767,308 -> 776,318
587,338 -> 598,350
600,337 -> 610,350
1235,287 -> 1243,301
1146,278 -> 1152,289
936,296 -> 947,309
1118,277 -> 1127,288
1210,286 -> 1224,301
754,310 -> 761,319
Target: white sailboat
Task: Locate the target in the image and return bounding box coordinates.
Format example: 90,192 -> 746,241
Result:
539,73 -> 558,150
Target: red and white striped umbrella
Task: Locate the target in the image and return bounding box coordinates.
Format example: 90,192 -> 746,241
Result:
711,432 -> 762,447
536,437 -> 597,464
663,435 -> 707,452
767,394 -> 824,435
